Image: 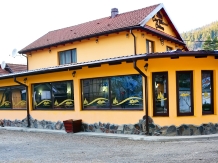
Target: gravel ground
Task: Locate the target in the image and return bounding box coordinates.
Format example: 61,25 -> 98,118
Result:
1,130 -> 218,163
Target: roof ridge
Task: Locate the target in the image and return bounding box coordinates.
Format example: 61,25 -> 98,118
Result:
47,3 -> 160,33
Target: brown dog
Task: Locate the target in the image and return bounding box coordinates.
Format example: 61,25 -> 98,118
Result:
0,119 -> 4,127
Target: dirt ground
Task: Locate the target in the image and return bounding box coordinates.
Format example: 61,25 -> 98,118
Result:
0,130 -> 218,163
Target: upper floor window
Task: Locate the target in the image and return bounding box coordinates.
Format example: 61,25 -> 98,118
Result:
59,49 -> 77,65
81,74 -> 143,110
152,72 -> 169,116
176,71 -> 194,116
202,71 -> 214,114
166,46 -> 173,51
32,81 -> 74,110
146,40 -> 154,53
0,86 -> 26,110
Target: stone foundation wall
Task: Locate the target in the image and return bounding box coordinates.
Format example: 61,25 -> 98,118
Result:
2,115 -> 218,136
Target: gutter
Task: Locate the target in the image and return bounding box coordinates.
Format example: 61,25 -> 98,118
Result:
13,76 -> 30,127
130,29 -> 149,135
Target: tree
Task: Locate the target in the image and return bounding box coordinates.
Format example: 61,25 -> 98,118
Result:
202,36 -> 218,50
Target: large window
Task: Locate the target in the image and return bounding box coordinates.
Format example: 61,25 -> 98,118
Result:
152,72 -> 169,116
32,81 -> 74,110
176,71 -> 194,116
82,75 -> 143,110
59,49 -> 77,65
202,71 -> 214,114
146,40 -> 154,53
0,86 -> 26,110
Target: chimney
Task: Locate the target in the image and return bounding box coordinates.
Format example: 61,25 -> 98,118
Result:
111,8 -> 118,18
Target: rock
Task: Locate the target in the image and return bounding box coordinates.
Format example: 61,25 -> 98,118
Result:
166,125 -> 177,136
142,115 -> 154,124
105,123 -> 110,129
33,119 -> 38,128
94,123 -> 99,129
55,121 -> 62,130
117,125 -> 124,134
188,125 -> 200,135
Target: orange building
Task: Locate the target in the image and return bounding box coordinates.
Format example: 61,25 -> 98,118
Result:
0,3 -> 217,135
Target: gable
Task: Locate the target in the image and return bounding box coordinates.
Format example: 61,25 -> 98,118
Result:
146,10 -> 176,37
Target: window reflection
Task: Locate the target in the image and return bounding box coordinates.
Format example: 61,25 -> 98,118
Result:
0,86 -> 26,109
202,71 -> 213,113
177,71 -> 193,115
153,72 -> 168,115
82,75 -> 143,110
33,81 -> 74,110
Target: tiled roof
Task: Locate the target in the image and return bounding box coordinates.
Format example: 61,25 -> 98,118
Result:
1,50 -> 217,79
19,4 -> 171,53
0,63 -> 27,75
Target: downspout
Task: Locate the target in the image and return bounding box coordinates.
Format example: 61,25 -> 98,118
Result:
130,29 -> 149,135
22,54 -> 28,70
14,76 -> 30,127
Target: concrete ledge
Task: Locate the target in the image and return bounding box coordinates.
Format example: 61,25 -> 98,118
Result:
1,126 -> 218,142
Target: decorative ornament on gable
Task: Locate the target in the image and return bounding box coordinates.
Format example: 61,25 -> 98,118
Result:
160,37 -> 164,46
152,11 -> 168,31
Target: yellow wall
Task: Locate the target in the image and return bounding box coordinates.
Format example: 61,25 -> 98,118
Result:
1,56 -> 218,127
28,30 -> 183,70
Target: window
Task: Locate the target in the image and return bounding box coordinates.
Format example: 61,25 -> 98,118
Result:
152,72 -> 169,116
0,86 -> 26,110
59,49 -> 77,65
32,81 -> 74,110
202,71 -> 214,114
146,40 -> 154,53
176,71 -> 194,116
166,46 -> 173,51
82,75 -> 143,110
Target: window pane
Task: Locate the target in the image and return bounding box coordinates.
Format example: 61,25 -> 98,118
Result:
11,86 -> 26,109
153,72 -> 168,115
53,81 -> 74,109
177,72 -> 193,114
65,50 -> 71,64
0,87 -> 12,109
111,75 -> 143,110
59,52 -> 65,65
82,78 -> 109,109
146,40 -> 154,53
202,71 -> 213,113
71,49 -> 77,63
33,83 -> 52,109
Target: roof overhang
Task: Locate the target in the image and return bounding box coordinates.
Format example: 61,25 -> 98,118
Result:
2,51 -> 218,80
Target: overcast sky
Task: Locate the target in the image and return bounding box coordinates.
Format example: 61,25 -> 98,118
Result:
1,0 -> 217,64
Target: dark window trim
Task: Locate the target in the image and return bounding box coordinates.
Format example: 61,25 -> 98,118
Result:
176,71 -> 194,116
202,70 -> 214,115
0,85 -> 27,110
146,39 -> 154,53
32,80 -> 74,110
152,72 -> 169,116
166,46 -> 173,51
81,74 -> 143,111
58,48 -> 77,65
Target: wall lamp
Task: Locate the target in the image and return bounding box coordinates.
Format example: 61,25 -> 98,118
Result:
126,33 -> 129,38
72,71 -> 76,77
23,78 -> 27,83
95,39 -> 99,43
144,63 -> 149,71
141,33 -> 145,38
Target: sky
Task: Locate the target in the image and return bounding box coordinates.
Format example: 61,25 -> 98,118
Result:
0,0 -> 218,64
